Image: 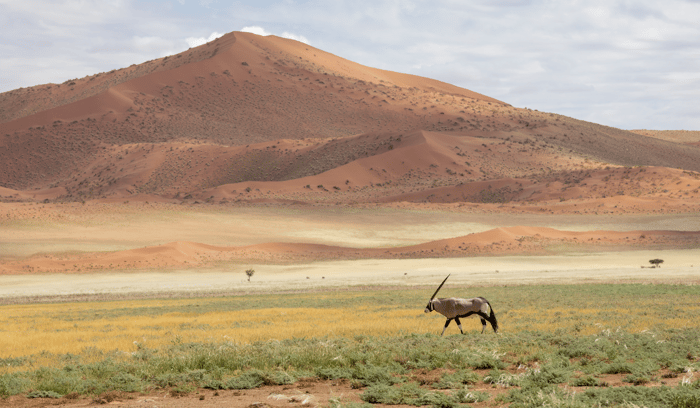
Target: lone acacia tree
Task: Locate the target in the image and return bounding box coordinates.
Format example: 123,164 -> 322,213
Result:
245,268 -> 255,281
245,269 -> 255,282
649,259 -> 664,268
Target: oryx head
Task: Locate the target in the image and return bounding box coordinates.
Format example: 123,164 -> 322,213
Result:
424,274 -> 450,313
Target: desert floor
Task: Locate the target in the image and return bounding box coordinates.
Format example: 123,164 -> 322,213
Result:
1,203 -> 698,302
0,202 -> 698,407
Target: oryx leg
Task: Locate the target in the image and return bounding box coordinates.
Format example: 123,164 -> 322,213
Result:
454,317 -> 464,334
476,312 -> 490,334
441,318 -> 453,336
457,311 -> 490,334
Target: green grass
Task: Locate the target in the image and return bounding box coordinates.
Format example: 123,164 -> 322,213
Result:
0,329 -> 698,405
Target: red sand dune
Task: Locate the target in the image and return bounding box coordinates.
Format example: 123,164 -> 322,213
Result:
1,31 -> 699,214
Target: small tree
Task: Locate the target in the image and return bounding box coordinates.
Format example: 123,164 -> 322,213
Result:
649,259 -> 664,268
245,268 -> 255,281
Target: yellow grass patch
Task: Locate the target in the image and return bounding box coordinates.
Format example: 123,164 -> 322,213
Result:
0,302 -> 435,359
1,289 -> 697,365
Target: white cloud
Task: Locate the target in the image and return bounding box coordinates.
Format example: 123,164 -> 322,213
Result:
241,26 -> 309,44
185,32 -> 225,48
241,26 -> 272,36
281,31 -> 309,44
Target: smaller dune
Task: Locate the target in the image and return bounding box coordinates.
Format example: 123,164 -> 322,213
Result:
3,227 -> 698,274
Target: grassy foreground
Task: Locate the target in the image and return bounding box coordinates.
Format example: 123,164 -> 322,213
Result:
1,284 -> 699,407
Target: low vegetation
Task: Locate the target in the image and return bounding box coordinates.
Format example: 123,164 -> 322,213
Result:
0,284 -> 699,407
245,268 -> 255,281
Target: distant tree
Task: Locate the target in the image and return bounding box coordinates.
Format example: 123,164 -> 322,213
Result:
649,259 -> 664,268
245,268 -> 255,281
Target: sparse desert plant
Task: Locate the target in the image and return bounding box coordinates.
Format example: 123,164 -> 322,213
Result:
672,393 -> 700,408
27,390 -> 62,399
570,376 -> 599,387
245,268 -> 255,281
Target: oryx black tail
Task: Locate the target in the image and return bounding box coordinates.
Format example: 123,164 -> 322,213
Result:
479,297 -> 499,333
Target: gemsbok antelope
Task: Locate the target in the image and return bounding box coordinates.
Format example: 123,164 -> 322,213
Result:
424,274 -> 499,335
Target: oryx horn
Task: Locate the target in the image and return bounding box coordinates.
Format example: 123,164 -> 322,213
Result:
429,274 -> 450,301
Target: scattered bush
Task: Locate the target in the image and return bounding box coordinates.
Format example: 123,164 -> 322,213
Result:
570,376 -> 599,387
431,370 -> 479,389
672,392 -> 700,408
245,268 -> 255,281
26,390 -> 62,399
225,369 -> 294,389
0,374 -> 29,397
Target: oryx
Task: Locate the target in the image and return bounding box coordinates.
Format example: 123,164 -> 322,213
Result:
424,274 -> 498,335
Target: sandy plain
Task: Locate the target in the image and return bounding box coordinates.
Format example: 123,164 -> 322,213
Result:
1,203 -> 698,303
2,251 -> 698,300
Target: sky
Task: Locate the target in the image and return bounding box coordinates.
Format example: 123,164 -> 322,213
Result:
1,0 -> 699,130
